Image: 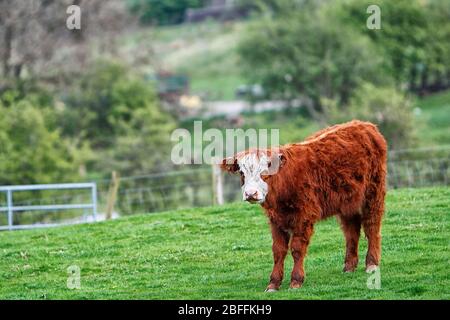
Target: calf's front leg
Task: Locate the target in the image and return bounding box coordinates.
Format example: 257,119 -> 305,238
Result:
265,224 -> 289,292
290,221 -> 314,289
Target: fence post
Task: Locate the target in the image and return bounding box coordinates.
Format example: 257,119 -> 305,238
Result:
105,171 -> 120,220
7,189 -> 13,231
212,163 -> 224,205
91,183 -> 98,222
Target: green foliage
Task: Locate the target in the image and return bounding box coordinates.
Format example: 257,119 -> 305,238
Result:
99,104 -> 176,177
416,90 -> 450,145
0,80 -> 54,110
128,0 -> 205,25
424,0 -> 450,90
341,0 -> 450,93
0,187 -> 448,299
323,83 -> 418,149
0,61 -> 176,183
235,0 -> 450,150
61,60 -> 176,176
63,61 -> 147,146
238,2 -> 388,116
0,100 -> 80,185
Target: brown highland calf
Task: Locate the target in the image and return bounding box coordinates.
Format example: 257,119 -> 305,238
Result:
221,120 -> 387,291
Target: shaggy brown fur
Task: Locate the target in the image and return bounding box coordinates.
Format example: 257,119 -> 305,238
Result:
221,120 -> 387,291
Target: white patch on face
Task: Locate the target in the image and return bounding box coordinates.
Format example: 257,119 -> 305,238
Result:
237,153 -> 270,204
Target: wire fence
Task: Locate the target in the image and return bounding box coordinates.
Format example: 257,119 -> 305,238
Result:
387,145 -> 450,189
1,146 -> 449,228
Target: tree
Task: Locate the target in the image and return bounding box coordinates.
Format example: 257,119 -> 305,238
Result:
0,0 -> 137,84
341,0 -> 450,94
323,83 -> 418,149
61,60 -> 176,176
238,2 -> 387,123
422,0 -> 450,93
100,106 -> 176,176
0,101 -> 81,185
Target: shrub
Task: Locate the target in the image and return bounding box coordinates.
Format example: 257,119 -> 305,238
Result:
323,83 -> 418,150
62,60 -> 176,176
238,2 -> 389,122
0,101 -> 80,185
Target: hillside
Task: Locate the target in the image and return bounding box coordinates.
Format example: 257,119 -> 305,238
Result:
133,20 -> 246,100
0,187 -> 448,299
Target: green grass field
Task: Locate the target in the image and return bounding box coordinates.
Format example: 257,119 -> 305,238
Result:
0,187 -> 448,299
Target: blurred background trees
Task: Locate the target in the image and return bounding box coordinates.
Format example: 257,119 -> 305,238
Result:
238,0 -> 450,148
0,0 -> 136,84
0,100 -> 80,185
0,0 -> 449,186
238,1 -> 388,123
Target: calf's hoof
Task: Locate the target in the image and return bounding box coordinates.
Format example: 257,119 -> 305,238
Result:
265,282 -> 280,292
289,279 -> 304,289
365,265 -> 378,273
343,263 -> 358,273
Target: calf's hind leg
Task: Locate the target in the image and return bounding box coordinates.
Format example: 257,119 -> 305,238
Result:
339,215 -> 361,272
362,188 -> 385,272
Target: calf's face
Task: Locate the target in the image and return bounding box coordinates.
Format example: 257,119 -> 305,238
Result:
237,153 -> 270,203
221,151 -> 285,204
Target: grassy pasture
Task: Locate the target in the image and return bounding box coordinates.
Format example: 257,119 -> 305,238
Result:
0,187 -> 448,299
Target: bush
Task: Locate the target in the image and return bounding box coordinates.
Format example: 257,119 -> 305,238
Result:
323,83 -> 418,150
0,100 -> 81,185
238,2 -> 389,121
61,60 -> 176,177
98,101 -> 176,177
341,0 -> 450,94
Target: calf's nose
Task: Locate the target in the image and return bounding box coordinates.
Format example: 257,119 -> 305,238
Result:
245,190 -> 258,201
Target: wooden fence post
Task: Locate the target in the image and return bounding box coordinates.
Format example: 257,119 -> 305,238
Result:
212,163 -> 224,205
105,171 -> 120,220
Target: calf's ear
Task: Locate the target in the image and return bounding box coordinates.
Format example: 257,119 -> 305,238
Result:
220,157 -> 239,173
